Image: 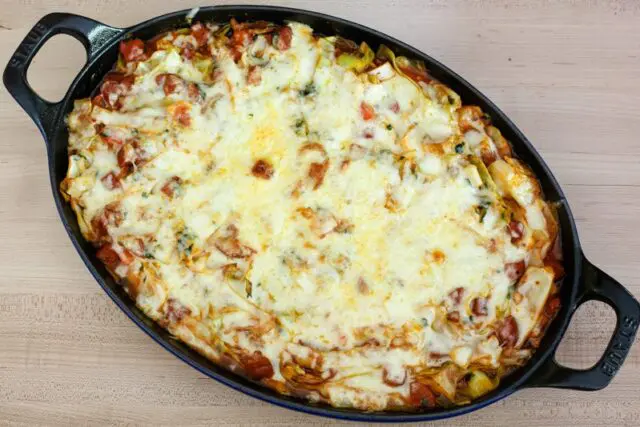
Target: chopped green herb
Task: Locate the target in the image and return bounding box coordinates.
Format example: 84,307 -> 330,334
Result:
143,252 -> 155,259
299,82 -> 316,97
245,279 -> 253,298
293,118 -> 307,136
420,317 -> 429,327
447,95 -> 456,105
141,192 -> 149,198
506,286 -> 514,300
386,124 -> 393,131
177,229 -> 196,257
455,142 -> 465,154
248,113 -> 254,118
475,205 -> 488,222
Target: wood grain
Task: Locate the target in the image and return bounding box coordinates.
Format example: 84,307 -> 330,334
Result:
1,1 -> 639,425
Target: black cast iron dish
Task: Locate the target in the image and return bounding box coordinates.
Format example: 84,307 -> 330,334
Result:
4,6 -> 640,422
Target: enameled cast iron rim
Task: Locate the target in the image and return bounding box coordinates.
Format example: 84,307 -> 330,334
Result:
45,6 -> 582,422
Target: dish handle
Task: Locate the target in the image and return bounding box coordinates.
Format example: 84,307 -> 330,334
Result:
524,254 -> 640,390
2,13 -> 122,144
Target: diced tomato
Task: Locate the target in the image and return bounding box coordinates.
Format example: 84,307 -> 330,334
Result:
274,26 -> 292,50
96,72 -> 135,111
100,134 -> 124,149
497,315 -> 519,348
505,260 -> 526,282
144,34 -> 163,57
449,287 -> 464,305
99,81 -> 123,109
96,243 -> 133,269
247,65 -> 262,85
103,72 -> 135,88
447,311 -> 460,322
91,94 -> 109,109
96,244 -> 120,269
117,143 -> 135,172
191,22 -> 209,47
241,351 -> 274,380
160,176 -> 183,198
187,83 -> 203,102
91,214 -> 108,241
180,45 -> 196,60
458,106 -> 483,132
230,47 -> 243,63
398,64 -> 431,84
176,109 -> 191,127
545,295 -> 561,317
169,103 -> 192,127
95,124 -> 127,149
118,247 -> 135,265
360,102 -> 375,121
90,203 -> 122,242
408,382 -> 436,407
101,171 -> 121,190
471,297 -> 488,316
119,39 -> 148,63
543,238 -> 565,280
155,73 -> 184,95
481,149 -> 498,166
116,142 -> 149,179
230,19 -> 251,48
508,220 -> 525,243
333,37 -> 358,58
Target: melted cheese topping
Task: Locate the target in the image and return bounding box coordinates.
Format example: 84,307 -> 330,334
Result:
62,22 -> 560,411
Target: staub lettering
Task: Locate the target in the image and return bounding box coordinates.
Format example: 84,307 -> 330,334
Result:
600,315 -> 638,377
8,22 -> 48,68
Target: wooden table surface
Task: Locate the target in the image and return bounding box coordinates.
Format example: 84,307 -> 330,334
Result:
1,1 -> 639,425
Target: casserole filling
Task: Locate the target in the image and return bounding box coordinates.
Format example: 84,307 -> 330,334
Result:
61,20 -> 563,411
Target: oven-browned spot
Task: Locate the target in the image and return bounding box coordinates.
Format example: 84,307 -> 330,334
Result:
357,277 -> 370,295
210,225 -> 256,259
308,161 -> 329,189
382,367 -> 407,387
432,249 -> 446,264
251,159 -> 274,179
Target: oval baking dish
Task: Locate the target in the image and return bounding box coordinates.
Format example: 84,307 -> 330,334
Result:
4,6 -> 640,422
